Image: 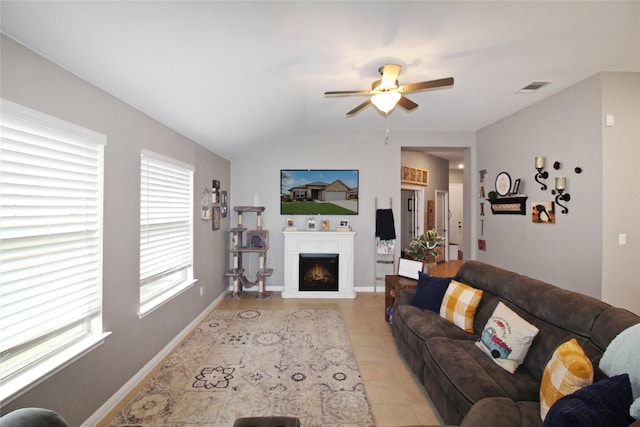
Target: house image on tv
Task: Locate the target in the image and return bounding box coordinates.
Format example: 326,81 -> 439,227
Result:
287,180 -> 357,202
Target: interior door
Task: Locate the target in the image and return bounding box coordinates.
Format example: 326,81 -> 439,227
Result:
449,183 -> 464,247
401,188 -> 423,254
400,189 -> 418,249
435,190 -> 449,261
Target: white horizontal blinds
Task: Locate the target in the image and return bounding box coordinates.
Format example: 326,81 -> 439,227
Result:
139,151 -> 193,307
0,100 -> 105,379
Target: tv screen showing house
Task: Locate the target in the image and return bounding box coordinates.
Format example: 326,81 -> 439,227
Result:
280,169 -> 359,215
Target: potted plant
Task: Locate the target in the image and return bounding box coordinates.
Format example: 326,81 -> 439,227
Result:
406,229 -> 445,268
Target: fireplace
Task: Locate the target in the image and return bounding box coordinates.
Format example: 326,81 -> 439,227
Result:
299,253 -> 339,292
282,231 -> 356,299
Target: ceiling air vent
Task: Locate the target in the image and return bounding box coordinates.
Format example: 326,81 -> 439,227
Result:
518,81 -> 551,93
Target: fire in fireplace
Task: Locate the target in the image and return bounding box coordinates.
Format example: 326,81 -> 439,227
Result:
298,253 -> 339,291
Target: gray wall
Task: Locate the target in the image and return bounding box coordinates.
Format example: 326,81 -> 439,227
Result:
476,72 -> 640,314
1,35 -> 231,425
601,72 -> 640,312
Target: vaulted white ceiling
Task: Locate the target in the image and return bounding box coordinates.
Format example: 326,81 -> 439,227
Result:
2,1 -> 639,161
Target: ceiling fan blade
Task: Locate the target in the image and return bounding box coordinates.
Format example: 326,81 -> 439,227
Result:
324,89 -> 372,96
346,99 -> 372,116
397,95 -> 419,111
380,64 -> 401,88
399,77 -> 454,93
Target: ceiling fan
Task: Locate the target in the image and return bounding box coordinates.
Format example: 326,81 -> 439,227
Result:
324,64 -> 454,116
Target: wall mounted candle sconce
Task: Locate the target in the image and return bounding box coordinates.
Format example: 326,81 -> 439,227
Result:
201,186 -> 212,220
554,177 -> 571,214
534,157 -> 549,190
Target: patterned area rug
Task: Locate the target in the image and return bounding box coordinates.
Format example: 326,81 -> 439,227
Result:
108,309 -> 374,426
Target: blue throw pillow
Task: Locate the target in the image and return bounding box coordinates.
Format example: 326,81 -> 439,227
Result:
543,374 -> 635,427
409,271 -> 452,312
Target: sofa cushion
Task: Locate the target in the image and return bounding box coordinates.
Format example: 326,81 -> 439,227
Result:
393,303 -> 477,380
476,302 -> 539,374
440,280 -> 483,333
410,271 -> 453,312
543,374 -> 635,427
396,305 -> 475,352
423,337 -> 540,413
539,338 -> 593,421
455,261 -> 519,298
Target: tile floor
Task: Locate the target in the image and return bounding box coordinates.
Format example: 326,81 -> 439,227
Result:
217,292 -> 444,427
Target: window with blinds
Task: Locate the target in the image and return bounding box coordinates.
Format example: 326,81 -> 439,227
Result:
0,99 -> 106,396
139,151 -> 194,315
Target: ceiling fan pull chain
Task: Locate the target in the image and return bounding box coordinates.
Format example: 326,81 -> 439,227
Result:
385,115 -> 390,144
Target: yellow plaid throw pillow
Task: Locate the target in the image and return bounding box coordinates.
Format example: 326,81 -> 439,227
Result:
539,338 -> 593,421
439,280 -> 483,333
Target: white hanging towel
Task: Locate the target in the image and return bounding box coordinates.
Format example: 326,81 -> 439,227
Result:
376,237 -> 395,255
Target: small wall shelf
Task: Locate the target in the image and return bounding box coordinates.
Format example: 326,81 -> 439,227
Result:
487,196 -> 528,215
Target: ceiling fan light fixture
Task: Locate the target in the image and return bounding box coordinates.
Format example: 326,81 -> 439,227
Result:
371,91 -> 401,114
325,64 -> 454,116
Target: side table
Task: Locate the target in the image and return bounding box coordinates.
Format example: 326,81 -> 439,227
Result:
385,275 -> 417,323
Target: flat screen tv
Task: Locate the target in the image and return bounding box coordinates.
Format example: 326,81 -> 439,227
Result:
280,169 -> 359,215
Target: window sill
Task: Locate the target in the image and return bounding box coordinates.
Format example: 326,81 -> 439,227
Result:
138,279 -> 198,319
1,331 -> 112,406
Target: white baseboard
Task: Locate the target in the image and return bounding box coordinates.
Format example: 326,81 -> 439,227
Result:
230,285 -> 380,293
81,292 -> 228,427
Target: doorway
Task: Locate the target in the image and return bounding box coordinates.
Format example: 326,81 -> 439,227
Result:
400,146 -> 468,260
449,183 -> 464,250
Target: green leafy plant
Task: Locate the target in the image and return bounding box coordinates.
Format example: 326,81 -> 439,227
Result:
406,229 -> 444,262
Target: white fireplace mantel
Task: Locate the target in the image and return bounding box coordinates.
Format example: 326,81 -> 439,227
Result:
282,231 -> 356,299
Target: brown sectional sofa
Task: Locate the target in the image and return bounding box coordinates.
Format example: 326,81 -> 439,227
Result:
391,260 -> 640,426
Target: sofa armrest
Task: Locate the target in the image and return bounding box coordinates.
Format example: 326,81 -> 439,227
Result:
0,408 -> 69,427
395,288 -> 416,306
391,289 -> 415,323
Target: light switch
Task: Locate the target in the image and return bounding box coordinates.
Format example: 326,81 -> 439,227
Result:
605,114 -> 615,127
619,233 -> 627,245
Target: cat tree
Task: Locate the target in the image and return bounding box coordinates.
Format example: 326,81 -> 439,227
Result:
225,206 -> 272,299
